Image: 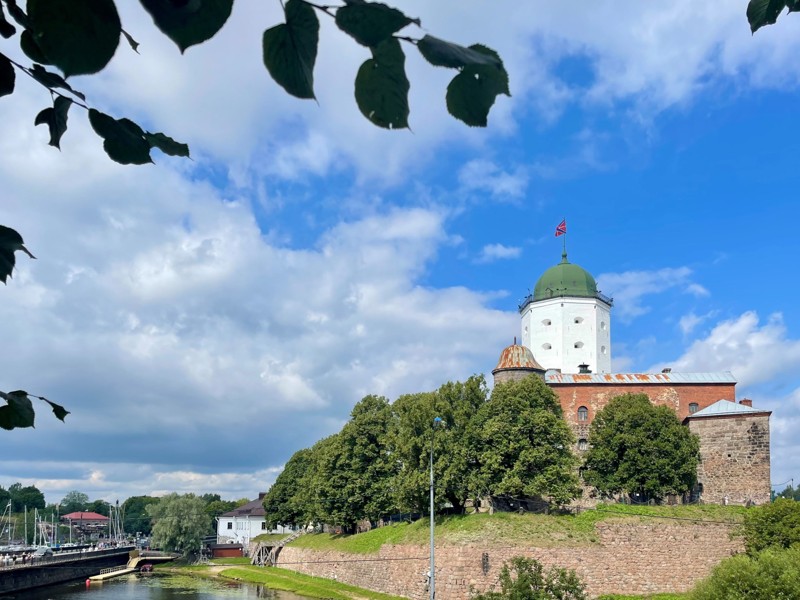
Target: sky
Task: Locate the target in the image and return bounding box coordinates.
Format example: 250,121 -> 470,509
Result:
1,1 -> 800,506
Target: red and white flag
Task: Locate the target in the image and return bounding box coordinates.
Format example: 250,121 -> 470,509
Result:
555,219 -> 567,237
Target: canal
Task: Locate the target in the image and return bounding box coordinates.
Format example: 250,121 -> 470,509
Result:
19,572 -> 310,600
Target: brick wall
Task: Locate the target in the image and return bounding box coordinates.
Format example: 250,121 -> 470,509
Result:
277,520 -> 741,599
689,414 -> 771,505
551,382 -> 737,429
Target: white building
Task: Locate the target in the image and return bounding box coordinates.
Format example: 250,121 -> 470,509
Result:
519,251 -> 612,374
216,493 -> 292,546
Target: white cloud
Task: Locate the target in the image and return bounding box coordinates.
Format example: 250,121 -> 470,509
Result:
597,266 -> 699,321
655,311 -> 800,487
458,160 -> 529,201
678,311 -> 717,336
476,243 -> 522,264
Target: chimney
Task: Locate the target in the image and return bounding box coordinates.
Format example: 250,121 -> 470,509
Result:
578,363 -> 591,374
739,398 -> 753,407
258,492 -> 266,500
661,367 -> 672,373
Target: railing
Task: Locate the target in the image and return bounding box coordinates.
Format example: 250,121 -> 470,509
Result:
0,545 -> 135,571
98,564 -> 129,575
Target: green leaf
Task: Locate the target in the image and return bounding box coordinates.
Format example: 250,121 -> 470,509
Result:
262,0 -> 319,100
144,132 -> 190,158
0,224 -> 36,284
122,28 -> 140,53
27,0 -> 121,77
139,0 -> 233,53
787,0 -> 800,10
34,95 -> 72,149
0,53 -> 14,97
446,45 -> 509,127
335,1 -> 418,48
0,4 -> 17,38
28,64 -> 86,100
354,37 -> 409,129
417,35 -> 502,69
40,396 -> 69,422
747,0 -> 787,32
4,0 -> 29,29
89,109 -> 153,165
20,30 -> 51,65
0,390 -> 35,430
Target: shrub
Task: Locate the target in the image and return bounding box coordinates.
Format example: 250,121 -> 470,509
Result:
472,556 -> 586,600
691,546 -> 800,600
740,498 -> 800,553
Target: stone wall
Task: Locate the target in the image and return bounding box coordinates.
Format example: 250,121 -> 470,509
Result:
689,413 -> 771,505
278,520 -> 741,599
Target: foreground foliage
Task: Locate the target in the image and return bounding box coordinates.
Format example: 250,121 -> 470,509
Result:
582,393 -> 700,502
691,546 -> 800,600
472,556 -> 586,600
0,0 -> 508,167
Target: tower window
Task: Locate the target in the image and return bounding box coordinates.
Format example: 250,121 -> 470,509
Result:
542,343 -> 552,350
601,346 -> 607,354
574,341 -> 584,349
689,403 -> 699,414
578,439 -> 588,451
600,321 -> 607,331
542,319 -> 551,326
578,406 -> 588,421
574,317 -> 583,324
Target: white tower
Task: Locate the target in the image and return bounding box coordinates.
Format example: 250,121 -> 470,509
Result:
519,251 -> 612,373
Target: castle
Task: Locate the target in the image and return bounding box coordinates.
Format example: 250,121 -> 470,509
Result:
492,250 -> 771,505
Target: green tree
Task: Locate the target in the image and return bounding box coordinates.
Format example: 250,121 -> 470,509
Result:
740,498 -> 800,554
472,556 -> 587,600
122,495 -> 159,536
778,484 -> 800,501
581,393 -> 700,503
59,490 -> 89,514
0,485 -> 9,509
263,447 -> 314,529
472,375 -> 581,506
205,498 -> 238,535
86,499 -> 110,516
692,546 -> 800,600
8,482 -> 45,511
146,493 -> 209,554
391,376 -> 488,515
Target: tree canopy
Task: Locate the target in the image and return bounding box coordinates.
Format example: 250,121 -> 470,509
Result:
146,493 -> 209,554
59,490 -> 89,514
581,393 -> 700,502
122,495 -> 159,536
740,498 -> 800,554
263,375 -> 582,530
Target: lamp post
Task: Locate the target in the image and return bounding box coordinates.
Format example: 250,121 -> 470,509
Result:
430,416 -> 443,600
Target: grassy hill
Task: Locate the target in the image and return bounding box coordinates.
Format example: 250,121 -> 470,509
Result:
285,503 -> 746,554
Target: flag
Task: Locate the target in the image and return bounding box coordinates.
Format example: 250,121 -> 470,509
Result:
555,219 -> 566,237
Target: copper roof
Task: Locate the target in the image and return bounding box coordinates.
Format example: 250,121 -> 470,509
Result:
544,371 -> 737,384
493,344 -> 544,373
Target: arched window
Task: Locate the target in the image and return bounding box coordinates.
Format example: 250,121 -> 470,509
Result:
574,317 -> 583,324
574,341 -> 584,349
542,319 -> 552,326
578,439 -> 588,451
578,406 -> 588,421
542,343 -> 552,350
689,402 -> 699,414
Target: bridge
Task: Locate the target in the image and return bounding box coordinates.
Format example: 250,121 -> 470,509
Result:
0,546 -> 176,596
89,550 -> 178,581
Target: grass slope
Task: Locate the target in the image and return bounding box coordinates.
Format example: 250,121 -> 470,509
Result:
288,504 -> 745,554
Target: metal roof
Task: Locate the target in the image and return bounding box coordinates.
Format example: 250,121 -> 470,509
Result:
221,496 -> 266,518
544,371 -> 737,385
493,344 -> 544,373
687,399 -> 771,418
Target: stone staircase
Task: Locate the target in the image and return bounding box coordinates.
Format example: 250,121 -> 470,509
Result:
251,529 -> 305,567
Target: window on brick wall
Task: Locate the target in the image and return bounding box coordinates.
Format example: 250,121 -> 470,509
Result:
578,439 -> 588,451
578,406 -> 588,421
689,403 -> 699,414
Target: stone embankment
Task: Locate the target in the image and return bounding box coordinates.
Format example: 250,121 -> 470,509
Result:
277,520 -> 741,599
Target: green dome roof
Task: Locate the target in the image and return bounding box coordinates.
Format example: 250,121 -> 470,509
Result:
533,252 -> 598,300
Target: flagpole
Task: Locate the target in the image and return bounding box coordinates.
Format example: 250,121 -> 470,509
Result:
562,217 -> 567,258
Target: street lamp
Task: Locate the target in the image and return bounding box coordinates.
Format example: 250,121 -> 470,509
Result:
430,416 -> 443,600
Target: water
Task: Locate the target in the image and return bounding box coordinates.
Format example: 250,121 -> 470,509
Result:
16,572 -> 309,600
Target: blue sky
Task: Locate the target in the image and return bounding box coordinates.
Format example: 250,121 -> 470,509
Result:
1,1 -> 799,503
